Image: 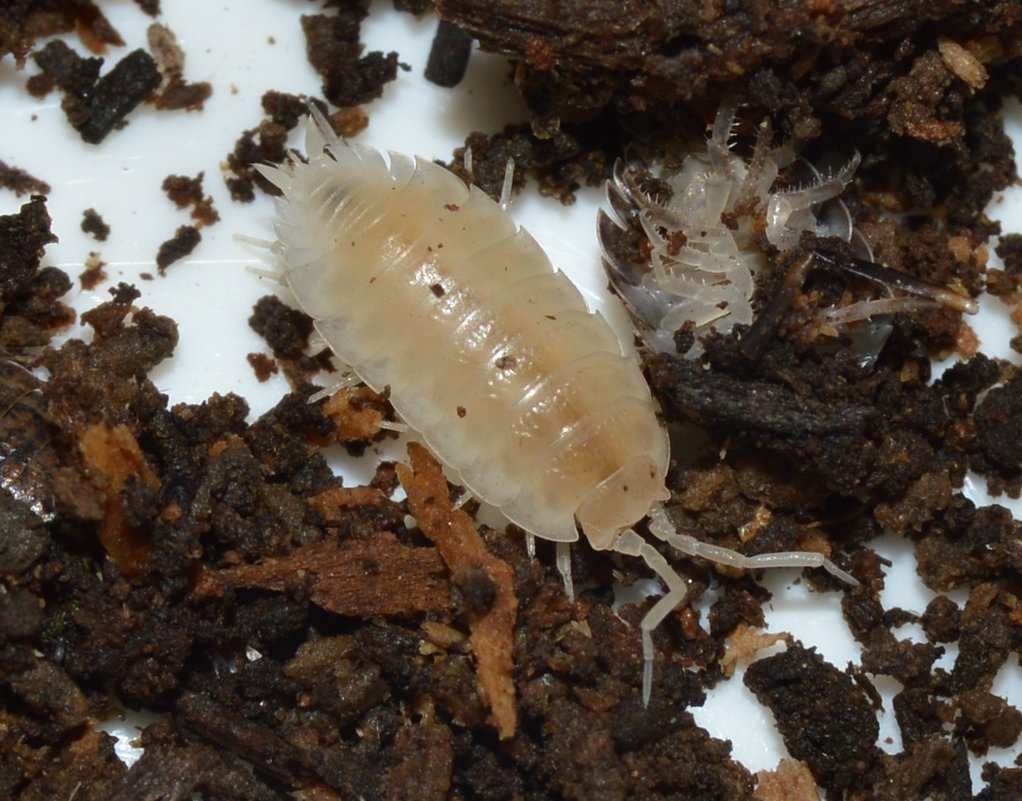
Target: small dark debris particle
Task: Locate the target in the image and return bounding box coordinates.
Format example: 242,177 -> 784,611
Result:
109,281 -> 141,305
263,90 -> 311,129
329,105 -> 369,138
957,687 -> 1022,753
224,93 -> 309,202
2,0 -> 121,65
454,563 -> 498,618
155,225 -> 201,274
248,295 -> 314,361
301,11 -> 400,108
147,22 -> 186,74
25,73 -> 56,98
161,173 -> 219,226
995,233 -> 1022,281
425,20 -> 473,88
145,22 -> 213,111
80,208 -> 110,241
83,50 -> 161,142
32,40 -> 101,98
246,352 -> 279,382
431,282 -> 446,297
134,0 -> 161,18
0,160 -> 51,197
34,42 -> 161,144
457,406 -> 467,418
494,354 -> 517,370
154,76 -> 213,111
80,252 -> 107,290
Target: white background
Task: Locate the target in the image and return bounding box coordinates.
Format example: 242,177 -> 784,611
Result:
2,0 -> 1021,793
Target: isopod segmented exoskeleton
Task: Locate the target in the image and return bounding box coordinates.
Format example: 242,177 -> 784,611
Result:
257,109 -> 858,703
599,101 -> 978,361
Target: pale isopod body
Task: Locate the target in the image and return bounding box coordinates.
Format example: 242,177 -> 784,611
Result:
259,116 -> 669,556
259,113 -> 857,702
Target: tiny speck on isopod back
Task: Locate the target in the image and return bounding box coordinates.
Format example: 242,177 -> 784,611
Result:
257,107 -> 858,703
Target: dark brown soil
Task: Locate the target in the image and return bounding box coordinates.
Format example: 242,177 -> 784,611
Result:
80,208 -> 110,242
155,224 -> 201,274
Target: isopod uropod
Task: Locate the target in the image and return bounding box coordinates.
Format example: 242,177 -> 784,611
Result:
258,110 -> 856,702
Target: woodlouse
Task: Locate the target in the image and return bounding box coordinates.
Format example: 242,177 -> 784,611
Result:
599,101 -> 978,361
257,111 -> 857,702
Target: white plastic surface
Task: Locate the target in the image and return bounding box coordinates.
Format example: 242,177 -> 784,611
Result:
2,1 -> 1021,793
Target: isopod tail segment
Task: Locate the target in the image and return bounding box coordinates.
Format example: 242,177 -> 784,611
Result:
602,501 -> 858,707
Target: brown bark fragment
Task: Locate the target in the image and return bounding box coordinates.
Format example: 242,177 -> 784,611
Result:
310,485 -> 390,522
721,623 -> 790,679
754,758 -> 820,801
323,385 -> 385,441
78,422 -> 158,576
218,534 -> 451,616
938,36 -> 988,90
397,442 -> 518,739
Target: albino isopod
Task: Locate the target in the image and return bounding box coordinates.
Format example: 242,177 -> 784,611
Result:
599,101 -> 978,361
257,110 -> 857,703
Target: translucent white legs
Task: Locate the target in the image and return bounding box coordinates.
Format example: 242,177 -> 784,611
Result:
612,528 -> 690,705
647,505 -> 859,585
498,158 -> 516,211
556,540 -> 574,602
617,504 -> 858,705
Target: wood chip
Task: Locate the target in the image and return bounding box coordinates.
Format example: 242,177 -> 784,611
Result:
218,534 -> 450,616
322,385 -> 386,441
396,442 -> 518,739
310,485 -> 390,522
721,623 -> 790,679
754,758 -> 821,801
78,422 -> 157,576
938,36 -> 988,90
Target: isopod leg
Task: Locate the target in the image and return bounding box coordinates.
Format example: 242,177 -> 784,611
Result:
815,250 -> 980,314
499,158 -> 516,211
647,505 -> 859,586
613,529 -> 689,705
461,147 -> 515,209
306,373 -> 362,404
707,97 -> 739,175
556,541 -> 574,602
245,265 -> 285,284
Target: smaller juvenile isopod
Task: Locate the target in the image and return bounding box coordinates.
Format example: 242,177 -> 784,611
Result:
256,109 -> 858,702
599,101 -> 978,362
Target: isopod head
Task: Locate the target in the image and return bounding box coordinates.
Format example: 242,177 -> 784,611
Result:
577,454 -> 670,551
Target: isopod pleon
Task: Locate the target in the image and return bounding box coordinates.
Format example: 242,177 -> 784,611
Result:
257,109 -> 857,703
